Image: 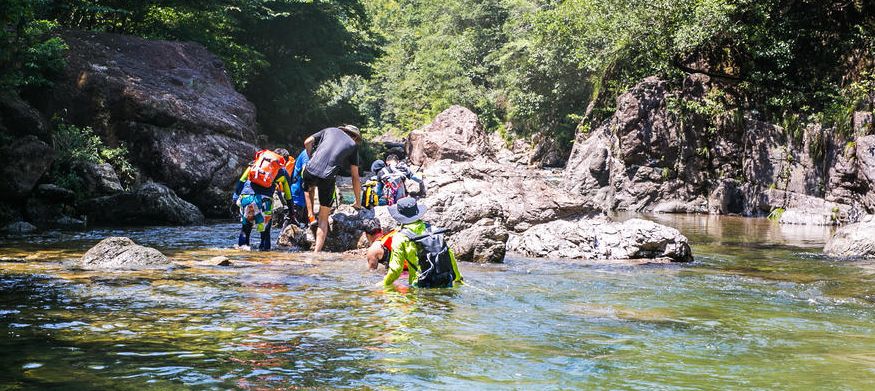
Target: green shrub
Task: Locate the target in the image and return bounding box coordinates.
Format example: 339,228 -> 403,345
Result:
0,3 -> 68,91
51,122 -> 135,195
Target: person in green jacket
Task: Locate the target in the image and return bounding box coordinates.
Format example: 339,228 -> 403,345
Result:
383,197 -> 463,289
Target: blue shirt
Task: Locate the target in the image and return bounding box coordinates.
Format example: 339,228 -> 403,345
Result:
290,150 -> 310,207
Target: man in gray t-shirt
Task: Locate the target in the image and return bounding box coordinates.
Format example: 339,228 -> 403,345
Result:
302,125 -> 363,252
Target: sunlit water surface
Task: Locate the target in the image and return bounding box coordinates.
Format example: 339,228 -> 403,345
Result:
3,215 -> 875,390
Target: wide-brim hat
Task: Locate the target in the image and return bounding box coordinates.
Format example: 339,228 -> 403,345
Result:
339,124 -> 361,139
388,197 -> 427,224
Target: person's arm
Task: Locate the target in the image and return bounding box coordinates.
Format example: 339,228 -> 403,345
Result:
304,130 -> 324,158
351,165 -> 362,209
304,136 -> 315,158
233,167 -> 251,201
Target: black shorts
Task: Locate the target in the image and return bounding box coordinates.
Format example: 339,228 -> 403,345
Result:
302,169 -> 336,208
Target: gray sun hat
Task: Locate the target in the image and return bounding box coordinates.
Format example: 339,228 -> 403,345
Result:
388,197 -> 427,225
339,124 -> 361,139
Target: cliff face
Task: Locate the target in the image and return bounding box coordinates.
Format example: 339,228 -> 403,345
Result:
1,30 -> 262,228
48,30 -> 259,217
564,75 -> 875,224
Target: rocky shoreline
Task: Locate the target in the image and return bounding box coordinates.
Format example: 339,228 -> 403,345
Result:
3,31 -> 874,262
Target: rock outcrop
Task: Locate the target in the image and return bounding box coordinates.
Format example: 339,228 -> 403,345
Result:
84,182 -> 204,226
508,218 -> 693,262
2,221 -> 37,234
25,184 -> 86,230
824,216 -> 875,259
80,236 -> 170,269
564,76 -> 875,218
406,105 -> 493,167
45,30 -> 259,216
0,136 -> 55,201
277,224 -> 311,250
419,159 -> 595,263
402,106 -> 598,263
74,162 -> 124,196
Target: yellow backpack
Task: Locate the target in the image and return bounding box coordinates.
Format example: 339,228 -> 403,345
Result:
361,180 -> 380,209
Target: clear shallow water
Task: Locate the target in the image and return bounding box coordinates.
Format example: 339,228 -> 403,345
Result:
2,216 -> 875,389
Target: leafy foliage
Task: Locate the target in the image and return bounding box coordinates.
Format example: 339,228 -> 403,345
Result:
355,0 -> 873,150
51,122 -> 135,193
0,0 -> 68,91
2,0 -> 873,151
10,0 -> 379,143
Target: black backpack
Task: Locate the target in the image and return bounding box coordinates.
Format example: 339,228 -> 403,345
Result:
399,226 -> 456,288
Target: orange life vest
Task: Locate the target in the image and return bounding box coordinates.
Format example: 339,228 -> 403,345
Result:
379,229 -> 408,271
276,157 -> 296,192
249,150 -> 284,188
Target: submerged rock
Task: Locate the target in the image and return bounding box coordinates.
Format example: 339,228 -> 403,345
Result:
508,218 -> 693,262
80,236 -> 169,269
208,256 -> 232,266
824,217 -> 875,259
84,182 -> 204,226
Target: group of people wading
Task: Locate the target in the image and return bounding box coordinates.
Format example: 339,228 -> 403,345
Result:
231,125 -> 462,290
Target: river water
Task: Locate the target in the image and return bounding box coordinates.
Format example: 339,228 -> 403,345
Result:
2,215 -> 875,389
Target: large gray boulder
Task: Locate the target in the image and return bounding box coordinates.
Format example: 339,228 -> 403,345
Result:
47,31 -> 259,217
824,216 -> 875,259
406,105 -> 493,167
322,205 -> 374,252
80,236 -> 170,269
774,191 -> 860,226
74,162 -> 124,196
421,159 -> 595,263
508,218 -> 693,262
84,182 -> 204,226
0,135 -> 55,201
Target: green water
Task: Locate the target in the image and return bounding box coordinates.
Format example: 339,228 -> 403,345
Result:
2,215 -> 875,390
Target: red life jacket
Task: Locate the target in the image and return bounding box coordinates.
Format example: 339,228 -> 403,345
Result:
249,150 -> 285,188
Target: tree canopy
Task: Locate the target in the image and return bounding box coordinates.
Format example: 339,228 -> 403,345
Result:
1,0 -> 873,146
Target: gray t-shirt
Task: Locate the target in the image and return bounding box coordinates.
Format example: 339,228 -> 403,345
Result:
305,127 -> 359,179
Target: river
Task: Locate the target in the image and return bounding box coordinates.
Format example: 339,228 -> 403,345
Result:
2,215 -> 875,389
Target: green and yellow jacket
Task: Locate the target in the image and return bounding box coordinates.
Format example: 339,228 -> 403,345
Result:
382,220 -> 463,288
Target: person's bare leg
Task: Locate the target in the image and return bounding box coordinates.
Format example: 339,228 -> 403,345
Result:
313,205 -> 331,252
304,188 -> 315,222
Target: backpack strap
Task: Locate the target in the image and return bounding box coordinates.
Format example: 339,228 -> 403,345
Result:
397,228 -> 420,272
398,227 -> 448,241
